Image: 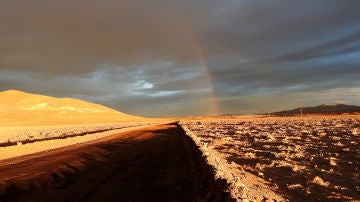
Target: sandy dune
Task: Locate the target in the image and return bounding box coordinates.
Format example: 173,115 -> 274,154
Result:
0,90 -> 144,126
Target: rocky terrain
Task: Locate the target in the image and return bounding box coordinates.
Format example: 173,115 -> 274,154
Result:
180,115 -> 360,201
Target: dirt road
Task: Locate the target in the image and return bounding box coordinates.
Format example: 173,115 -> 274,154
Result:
0,123 -> 233,202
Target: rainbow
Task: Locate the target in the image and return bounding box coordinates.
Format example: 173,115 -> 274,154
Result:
192,41 -> 220,115
181,17 -> 220,115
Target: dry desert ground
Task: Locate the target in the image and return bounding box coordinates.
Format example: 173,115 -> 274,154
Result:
180,115 -> 360,201
0,115 -> 359,202
0,122 -> 163,160
0,123 -> 233,202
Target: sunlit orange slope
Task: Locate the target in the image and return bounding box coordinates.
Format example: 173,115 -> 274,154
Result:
0,90 -> 144,126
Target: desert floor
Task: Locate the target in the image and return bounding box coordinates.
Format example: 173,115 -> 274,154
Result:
1,115 -> 359,202
181,115 -> 360,201
0,123 -> 233,202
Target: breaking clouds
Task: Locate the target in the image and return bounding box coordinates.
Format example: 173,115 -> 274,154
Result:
1,0 -> 360,116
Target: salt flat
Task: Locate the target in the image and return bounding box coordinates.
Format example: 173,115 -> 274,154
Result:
180,115 -> 360,201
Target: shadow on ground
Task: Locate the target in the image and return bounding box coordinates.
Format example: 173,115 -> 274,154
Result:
0,123 -> 234,202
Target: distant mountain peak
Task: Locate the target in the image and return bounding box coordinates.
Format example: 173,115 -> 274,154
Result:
319,104 -> 331,107
270,104 -> 360,116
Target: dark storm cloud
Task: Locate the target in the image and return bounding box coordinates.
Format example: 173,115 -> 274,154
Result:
1,0 -> 360,116
0,0 -> 219,73
263,32 -> 360,63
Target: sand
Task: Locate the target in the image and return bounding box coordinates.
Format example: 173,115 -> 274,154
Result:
0,90 -> 145,126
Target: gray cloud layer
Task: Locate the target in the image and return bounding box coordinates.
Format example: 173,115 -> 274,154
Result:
1,0 -> 359,116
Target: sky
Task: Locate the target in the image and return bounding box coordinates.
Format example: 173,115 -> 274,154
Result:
0,0 -> 360,117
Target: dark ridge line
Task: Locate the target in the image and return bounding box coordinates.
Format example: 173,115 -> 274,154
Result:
0,124 -> 146,147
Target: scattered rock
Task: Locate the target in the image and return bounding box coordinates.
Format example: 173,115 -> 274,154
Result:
311,176 -> 330,186
244,152 -> 256,158
329,157 -> 337,166
235,181 -> 249,191
268,135 -> 276,141
287,184 -> 302,189
292,164 -> 301,172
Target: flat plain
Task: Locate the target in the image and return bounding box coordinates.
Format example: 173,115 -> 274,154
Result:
0,123 -> 233,202
180,115 -> 360,201
1,115 -> 359,201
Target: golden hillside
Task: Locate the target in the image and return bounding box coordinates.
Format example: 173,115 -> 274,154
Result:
0,90 -> 144,126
